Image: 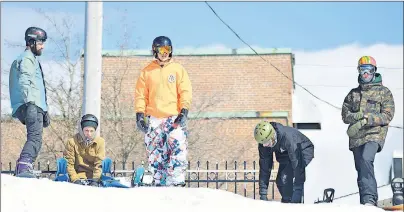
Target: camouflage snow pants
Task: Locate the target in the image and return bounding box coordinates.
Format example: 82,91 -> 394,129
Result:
144,115 -> 188,186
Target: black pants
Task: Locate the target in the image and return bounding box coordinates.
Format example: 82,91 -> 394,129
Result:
276,159 -> 294,202
352,141 -> 379,205
258,144 -> 274,196
14,103 -> 44,162
258,145 -> 306,203
276,150 -> 306,203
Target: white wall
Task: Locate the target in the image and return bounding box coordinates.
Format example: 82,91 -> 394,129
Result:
291,43 -> 403,204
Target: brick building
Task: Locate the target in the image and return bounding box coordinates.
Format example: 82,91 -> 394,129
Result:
1,47 -> 295,200
91,47 -> 295,198
95,47 -> 295,161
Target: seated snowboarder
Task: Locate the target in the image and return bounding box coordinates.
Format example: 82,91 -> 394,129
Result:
64,114 -> 105,186
254,120 -> 315,203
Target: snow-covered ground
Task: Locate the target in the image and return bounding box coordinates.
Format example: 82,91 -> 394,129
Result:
1,174 -> 386,212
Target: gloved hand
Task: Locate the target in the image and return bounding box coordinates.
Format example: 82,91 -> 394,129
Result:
73,179 -> 86,185
89,179 -> 99,187
43,112 -> 50,128
347,119 -> 367,137
260,194 -> 268,201
352,111 -> 364,121
136,113 -> 148,133
174,108 -> 188,126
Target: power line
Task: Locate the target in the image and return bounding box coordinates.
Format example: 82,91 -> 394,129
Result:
333,183 -> 391,200
300,84 -> 403,90
204,1 -> 403,130
295,64 -> 403,70
204,2 -> 339,110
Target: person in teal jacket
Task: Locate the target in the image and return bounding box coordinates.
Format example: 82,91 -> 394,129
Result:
9,26 -> 50,178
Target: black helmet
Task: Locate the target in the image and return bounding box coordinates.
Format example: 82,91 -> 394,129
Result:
25,27 -> 47,45
152,36 -> 172,58
80,114 -> 98,130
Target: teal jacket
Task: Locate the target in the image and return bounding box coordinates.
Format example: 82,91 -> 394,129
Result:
9,50 -> 48,116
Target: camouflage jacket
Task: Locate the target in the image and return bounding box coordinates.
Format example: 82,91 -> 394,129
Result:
341,73 -> 395,152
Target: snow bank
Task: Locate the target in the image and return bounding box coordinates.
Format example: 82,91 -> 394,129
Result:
1,174 -> 385,212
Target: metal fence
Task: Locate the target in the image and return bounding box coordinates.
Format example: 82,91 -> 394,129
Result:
1,160 -> 277,200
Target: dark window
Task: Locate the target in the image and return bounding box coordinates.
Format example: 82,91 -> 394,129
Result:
293,123 -> 321,130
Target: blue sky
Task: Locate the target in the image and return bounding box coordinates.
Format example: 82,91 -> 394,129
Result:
2,1 -> 403,54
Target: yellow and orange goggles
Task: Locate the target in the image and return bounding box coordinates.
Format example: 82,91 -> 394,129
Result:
155,45 -> 172,55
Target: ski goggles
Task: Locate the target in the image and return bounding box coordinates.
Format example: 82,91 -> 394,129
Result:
358,64 -> 376,75
155,46 -> 172,55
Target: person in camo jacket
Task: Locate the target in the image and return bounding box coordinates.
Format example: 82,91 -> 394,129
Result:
341,55 -> 395,206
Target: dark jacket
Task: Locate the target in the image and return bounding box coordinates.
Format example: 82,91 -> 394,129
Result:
258,122 -> 314,196
271,122 -> 314,168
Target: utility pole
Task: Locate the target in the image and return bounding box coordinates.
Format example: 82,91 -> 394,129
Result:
82,1 -> 103,136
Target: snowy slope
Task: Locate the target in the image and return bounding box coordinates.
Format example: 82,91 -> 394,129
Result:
1,174 -> 386,212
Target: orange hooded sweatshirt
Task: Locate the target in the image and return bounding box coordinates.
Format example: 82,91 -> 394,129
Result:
135,60 -> 192,118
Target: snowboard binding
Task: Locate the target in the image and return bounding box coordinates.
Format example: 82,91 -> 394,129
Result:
132,161 -> 155,187
77,178 -> 100,186
314,188 -> 335,204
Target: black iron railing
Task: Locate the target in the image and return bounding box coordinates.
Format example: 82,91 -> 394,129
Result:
1,160 -> 277,200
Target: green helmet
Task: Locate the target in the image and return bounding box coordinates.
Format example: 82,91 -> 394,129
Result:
254,121 -> 276,146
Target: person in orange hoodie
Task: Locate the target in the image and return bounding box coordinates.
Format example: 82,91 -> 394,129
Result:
135,36 -> 192,187
64,114 -> 105,186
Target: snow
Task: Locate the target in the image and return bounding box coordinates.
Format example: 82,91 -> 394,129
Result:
1,174 -> 386,212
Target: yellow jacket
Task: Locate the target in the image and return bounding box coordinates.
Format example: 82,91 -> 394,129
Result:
135,60 -> 192,118
64,133 -> 105,182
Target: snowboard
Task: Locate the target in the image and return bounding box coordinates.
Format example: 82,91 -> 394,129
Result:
315,188 -> 403,211
15,172 -> 37,179
380,204 -> 403,211
53,157 -> 130,188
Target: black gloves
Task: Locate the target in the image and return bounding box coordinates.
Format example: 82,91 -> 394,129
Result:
89,179 -> 100,187
136,113 -> 148,133
136,109 -> 188,133
73,179 -> 99,187
43,112 -> 50,128
22,102 -> 50,128
73,179 -> 86,185
174,108 -> 188,126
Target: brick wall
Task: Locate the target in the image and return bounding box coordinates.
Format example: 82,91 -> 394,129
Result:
99,54 -> 293,113
100,53 -> 293,200
97,53 -> 293,161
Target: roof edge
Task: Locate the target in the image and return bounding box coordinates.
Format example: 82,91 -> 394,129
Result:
80,48 -> 293,57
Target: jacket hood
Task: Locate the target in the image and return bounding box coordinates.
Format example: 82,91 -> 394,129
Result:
76,119 -> 99,146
